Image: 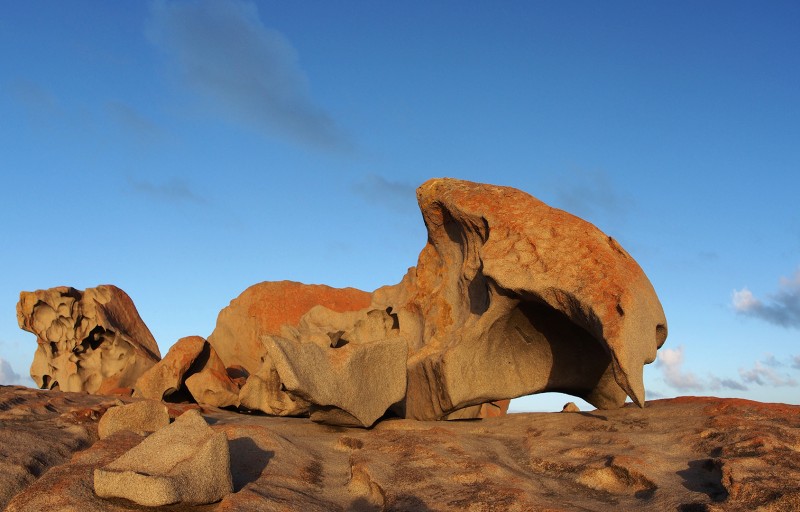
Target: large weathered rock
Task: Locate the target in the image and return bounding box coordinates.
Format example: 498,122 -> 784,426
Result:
209,281 -> 372,416
94,409 -> 232,506
16,285 -> 161,394
377,178 -> 667,419
208,281 -> 372,374
134,336 -> 238,408
98,400 -> 169,439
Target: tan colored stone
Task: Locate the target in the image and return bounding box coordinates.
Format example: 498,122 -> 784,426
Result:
562,402 -> 581,413
266,335 -> 408,428
94,409 -> 232,506
133,336 -> 205,401
238,360 -> 310,416
134,336 -> 238,408
207,281 -> 372,375
98,400 -> 169,439
184,345 -> 239,408
16,285 -> 161,394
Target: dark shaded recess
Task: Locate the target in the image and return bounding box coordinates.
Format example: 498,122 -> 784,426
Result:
384,494 -> 435,512
468,268 -> 490,315
163,342 -> 212,404
679,503 -> 711,512
349,497 -> 383,512
677,459 -> 728,502
385,307 -> 400,329
510,291 -> 611,400
228,437 -> 274,492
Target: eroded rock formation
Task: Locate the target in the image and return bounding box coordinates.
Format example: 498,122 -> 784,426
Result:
134,336 -> 239,408
258,178 -> 667,423
374,178 -> 668,419
208,281 -> 373,416
16,285 -> 161,394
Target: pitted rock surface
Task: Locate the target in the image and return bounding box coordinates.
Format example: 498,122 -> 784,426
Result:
16,285 -> 161,394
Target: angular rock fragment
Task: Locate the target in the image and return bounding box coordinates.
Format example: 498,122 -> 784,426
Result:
98,400 -> 170,439
16,285 -> 161,394
94,409 -> 232,506
266,335 -> 408,428
134,336 -> 238,408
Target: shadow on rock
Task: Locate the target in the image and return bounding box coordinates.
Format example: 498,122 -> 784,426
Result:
677,459 -> 728,502
228,437 -> 274,492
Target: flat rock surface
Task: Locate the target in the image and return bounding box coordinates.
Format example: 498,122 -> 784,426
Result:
1,385 -> 798,511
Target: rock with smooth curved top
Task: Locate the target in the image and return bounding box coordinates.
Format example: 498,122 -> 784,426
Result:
209,281 -> 372,416
98,400 -> 169,439
367,178 -> 667,420
134,336 -> 238,408
16,285 -> 161,394
93,409 -> 232,506
207,281 -> 373,374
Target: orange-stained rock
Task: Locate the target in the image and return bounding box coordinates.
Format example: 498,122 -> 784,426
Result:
368,178 -> 667,419
16,285 -> 161,394
134,336 -> 205,401
207,281 -> 372,374
134,336 -> 239,408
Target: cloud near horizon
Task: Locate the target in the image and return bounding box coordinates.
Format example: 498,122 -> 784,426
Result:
739,361 -> 798,387
0,357 -> 22,386
655,346 -> 705,391
733,269 -> 800,328
146,0 -> 349,151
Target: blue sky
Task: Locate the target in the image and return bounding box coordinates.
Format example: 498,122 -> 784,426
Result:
1,1 -> 798,412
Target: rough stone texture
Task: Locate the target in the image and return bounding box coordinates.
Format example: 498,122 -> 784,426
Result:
562,401 -> 581,413
2,387 -> 798,511
98,400 -> 169,439
238,360 -> 310,416
94,409 -> 233,507
267,334 -> 408,427
366,178 -> 667,419
207,281 -> 372,375
184,344 -> 240,408
133,335 -> 205,401
134,336 -> 239,408
16,285 -> 161,394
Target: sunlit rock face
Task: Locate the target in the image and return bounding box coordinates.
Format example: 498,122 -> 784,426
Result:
259,178 -> 667,424
16,285 -> 161,394
373,178 -> 668,420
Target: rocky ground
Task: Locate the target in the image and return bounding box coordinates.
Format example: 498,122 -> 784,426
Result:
1,385 -> 798,511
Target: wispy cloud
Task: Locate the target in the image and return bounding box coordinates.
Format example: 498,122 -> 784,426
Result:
0,357 -> 23,385
733,269 -> 800,328
106,100 -> 163,144
7,78 -> 61,118
656,346 -> 705,391
146,0 -> 348,150
128,177 -> 207,205
793,355 -> 800,370
739,361 -> 798,387
352,174 -> 417,213
708,376 -> 748,391
552,169 -> 633,222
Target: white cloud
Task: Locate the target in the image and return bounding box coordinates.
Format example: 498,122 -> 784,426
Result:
146,0 -> 349,150
0,357 -> 22,385
656,346 -> 705,391
739,361 -> 798,387
793,355 -> 800,370
733,269 -> 800,328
